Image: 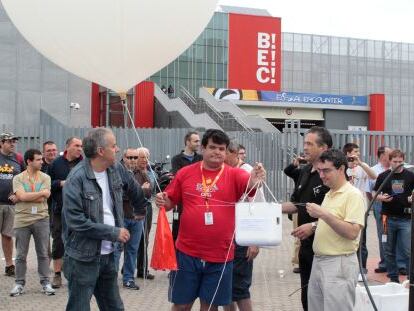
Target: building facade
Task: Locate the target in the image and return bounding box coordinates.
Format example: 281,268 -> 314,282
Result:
0,4 -> 413,131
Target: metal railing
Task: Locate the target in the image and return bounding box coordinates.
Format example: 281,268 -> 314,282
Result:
5,118 -> 414,201
180,86 -> 254,133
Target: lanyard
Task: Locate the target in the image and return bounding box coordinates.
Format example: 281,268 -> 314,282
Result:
26,171 -> 39,192
200,162 -> 225,210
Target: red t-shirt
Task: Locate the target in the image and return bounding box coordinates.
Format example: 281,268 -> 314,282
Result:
165,162 -> 251,262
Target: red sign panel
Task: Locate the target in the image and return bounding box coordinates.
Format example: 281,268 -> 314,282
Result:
228,14 -> 281,91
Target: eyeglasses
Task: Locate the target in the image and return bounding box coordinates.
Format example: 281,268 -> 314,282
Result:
317,168 -> 336,175
126,156 -> 138,160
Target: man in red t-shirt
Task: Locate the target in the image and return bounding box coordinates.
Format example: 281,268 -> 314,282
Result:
156,129 -> 266,311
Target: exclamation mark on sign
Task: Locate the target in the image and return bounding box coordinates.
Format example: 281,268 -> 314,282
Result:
271,50 -> 276,67
271,34 -> 276,84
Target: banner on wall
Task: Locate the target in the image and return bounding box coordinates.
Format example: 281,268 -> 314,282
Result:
206,88 -> 368,106
228,14 -> 281,92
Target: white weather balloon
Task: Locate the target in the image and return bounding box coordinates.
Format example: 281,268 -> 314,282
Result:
1,0 -> 218,94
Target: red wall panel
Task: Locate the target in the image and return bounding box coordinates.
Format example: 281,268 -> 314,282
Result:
91,83 -> 100,127
228,14 -> 281,91
134,81 -> 154,128
369,94 -> 385,131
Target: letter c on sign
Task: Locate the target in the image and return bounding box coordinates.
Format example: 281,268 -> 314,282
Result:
256,67 -> 270,83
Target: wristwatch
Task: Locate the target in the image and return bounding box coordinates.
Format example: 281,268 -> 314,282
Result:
311,222 -> 317,232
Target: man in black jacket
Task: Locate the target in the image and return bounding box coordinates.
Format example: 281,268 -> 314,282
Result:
284,155 -> 307,274
47,137 -> 82,288
281,127 -> 332,311
170,131 -> 202,241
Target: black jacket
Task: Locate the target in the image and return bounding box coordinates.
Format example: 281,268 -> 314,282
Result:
171,151 -> 202,174
48,154 -> 82,213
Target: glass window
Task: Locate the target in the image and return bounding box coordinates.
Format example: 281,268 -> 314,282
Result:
331,37 -> 340,55
294,33 -> 302,51
282,33 -> 294,51
302,35 -> 311,53
179,61 -> 189,79
206,46 -> 215,63
339,38 -> 348,56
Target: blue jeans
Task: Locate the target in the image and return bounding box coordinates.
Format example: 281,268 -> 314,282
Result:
373,202 -> 386,269
383,217 -> 411,280
114,218 -> 144,283
63,253 -> 123,311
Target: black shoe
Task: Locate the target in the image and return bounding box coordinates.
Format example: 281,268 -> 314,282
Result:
390,277 -> 400,283
399,268 -> 407,276
137,273 -> 155,280
374,267 -> 387,273
293,267 -> 301,274
5,265 -> 15,277
123,281 -> 139,290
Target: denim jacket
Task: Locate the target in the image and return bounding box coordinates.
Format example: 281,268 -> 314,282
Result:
62,159 -> 146,262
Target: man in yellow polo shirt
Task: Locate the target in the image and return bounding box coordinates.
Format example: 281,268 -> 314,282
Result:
305,149 -> 365,311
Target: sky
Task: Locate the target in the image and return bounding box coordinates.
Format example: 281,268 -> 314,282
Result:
218,0 -> 413,43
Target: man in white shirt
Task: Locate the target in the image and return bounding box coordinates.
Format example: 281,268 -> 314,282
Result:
369,146 -> 392,273
342,143 -> 376,279
62,128 -> 146,311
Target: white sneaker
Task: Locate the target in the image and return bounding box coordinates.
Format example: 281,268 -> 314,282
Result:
42,283 -> 56,296
10,284 -> 24,297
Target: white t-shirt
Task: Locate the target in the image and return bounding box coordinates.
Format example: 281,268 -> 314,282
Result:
369,163 -> 388,192
347,166 -> 370,194
94,170 -> 115,255
346,165 -> 370,209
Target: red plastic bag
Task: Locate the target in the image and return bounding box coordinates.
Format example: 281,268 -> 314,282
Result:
150,207 -> 177,271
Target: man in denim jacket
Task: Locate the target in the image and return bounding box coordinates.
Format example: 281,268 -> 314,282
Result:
62,128 -> 146,311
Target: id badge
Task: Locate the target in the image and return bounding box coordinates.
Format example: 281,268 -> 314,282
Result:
382,234 -> 387,243
31,206 -> 38,214
204,212 -> 214,225
173,211 -> 179,220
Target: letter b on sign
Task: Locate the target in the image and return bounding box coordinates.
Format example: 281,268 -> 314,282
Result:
258,32 -> 271,49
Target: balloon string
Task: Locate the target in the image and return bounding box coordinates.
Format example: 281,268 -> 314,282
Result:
122,99 -> 163,193
182,191 -> 236,205
121,98 -> 164,291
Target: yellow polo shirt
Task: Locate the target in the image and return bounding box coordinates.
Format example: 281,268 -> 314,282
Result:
313,182 -> 365,256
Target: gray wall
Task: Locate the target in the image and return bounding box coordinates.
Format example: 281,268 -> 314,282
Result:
0,3 -> 91,132
282,33 -> 414,131
324,110 -> 369,130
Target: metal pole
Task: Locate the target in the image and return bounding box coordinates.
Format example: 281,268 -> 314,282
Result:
409,191 -> 414,310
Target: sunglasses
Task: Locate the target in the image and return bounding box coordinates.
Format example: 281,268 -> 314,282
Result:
126,156 -> 138,160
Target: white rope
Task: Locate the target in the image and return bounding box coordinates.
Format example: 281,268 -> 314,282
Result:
207,229 -> 236,311
121,101 -> 165,289
122,100 -> 280,308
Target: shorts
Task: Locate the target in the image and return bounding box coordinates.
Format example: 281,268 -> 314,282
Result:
51,212 -> 64,259
232,245 -> 253,301
169,250 -> 233,306
0,205 -> 15,237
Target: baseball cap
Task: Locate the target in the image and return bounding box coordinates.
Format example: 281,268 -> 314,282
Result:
0,132 -> 20,141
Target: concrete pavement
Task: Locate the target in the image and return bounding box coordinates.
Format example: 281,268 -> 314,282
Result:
0,212 -> 383,311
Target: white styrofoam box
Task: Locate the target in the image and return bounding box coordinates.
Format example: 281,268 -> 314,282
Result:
235,202 -> 282,246
354,283 -> 408,311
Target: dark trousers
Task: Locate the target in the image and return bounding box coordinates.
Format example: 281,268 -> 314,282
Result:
298,244 -> 314,311
172,205 -> 182,243
137,204 -> 153,276
357,223 -> 368,270
63,253 -> 124,311
51,212 -> 64,260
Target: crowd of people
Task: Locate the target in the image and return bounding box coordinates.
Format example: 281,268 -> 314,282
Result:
0,126 -> 412,311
